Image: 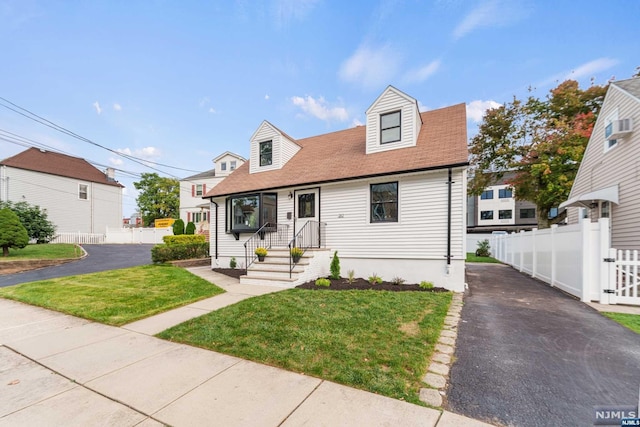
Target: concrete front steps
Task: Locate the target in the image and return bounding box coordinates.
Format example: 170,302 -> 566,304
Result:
240,247 -> 331,287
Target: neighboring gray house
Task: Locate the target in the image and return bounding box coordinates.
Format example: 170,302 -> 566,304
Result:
467,172 -> 538,234
0,148 -> 123,234
179,151 -> 246,238
204,86 -> 469,291
560,76 -> 640,250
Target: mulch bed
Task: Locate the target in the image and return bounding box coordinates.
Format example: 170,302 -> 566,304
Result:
296,278 -> 449,292
213,268 -> 244,280
213,268 -> 447,292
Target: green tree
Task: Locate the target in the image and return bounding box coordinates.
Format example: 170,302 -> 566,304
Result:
330,251 -> 340,279
0,208 -> 29,256
469,79 -> 607,228
173,219 -> 185,235
133,173 -> 180,227
0,201 -> 56,243
185,221 -> 196,235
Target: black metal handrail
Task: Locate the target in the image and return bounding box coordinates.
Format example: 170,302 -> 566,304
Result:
243,222 -> 290,272
288,220 -> 327,276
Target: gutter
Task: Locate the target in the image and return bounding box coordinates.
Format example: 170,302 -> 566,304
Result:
446,168 -> 453,273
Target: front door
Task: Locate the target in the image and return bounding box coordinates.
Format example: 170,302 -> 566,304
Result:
294,188 -> 320,247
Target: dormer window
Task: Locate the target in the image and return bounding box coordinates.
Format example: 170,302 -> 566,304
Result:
230,161 -> 237,170
221,162 -> 227,171
260,140 -> 273,166
381,111 -> 401,144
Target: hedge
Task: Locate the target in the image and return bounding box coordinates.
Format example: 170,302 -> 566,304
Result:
162,234 -> 206,245
151,242 -> 209,263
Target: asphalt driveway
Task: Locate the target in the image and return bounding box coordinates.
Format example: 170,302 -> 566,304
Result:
447,263 -> 640,426
0,244 -> 154,287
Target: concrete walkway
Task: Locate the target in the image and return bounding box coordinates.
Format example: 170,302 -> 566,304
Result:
0,268 -> 493,427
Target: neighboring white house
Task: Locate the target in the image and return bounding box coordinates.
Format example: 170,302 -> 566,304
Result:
179,151 -> 245,237
0,147 -> 123,234
560,76 -> 640,250
204,86 -> 469,291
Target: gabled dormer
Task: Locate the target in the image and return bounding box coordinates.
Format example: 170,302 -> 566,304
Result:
249,120 -> 301,174
365,86 -> 422,154
214,151 -> 246,177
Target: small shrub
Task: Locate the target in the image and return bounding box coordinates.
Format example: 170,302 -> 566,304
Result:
163,234 -> 206,245
255,247 -> 268,257
347,269 -> 355,284
368,274 -> 383,285
315,278 -> 331,287
230,257 -> 237,269
151,242 -> 209,263
172,219 -> 185,235
391,276 -> 405,286
185,221 -> 196,235
475,239 -> 491,257
419,281 -> 434,290
330,251 -> 341,279
290,247 -> 304,258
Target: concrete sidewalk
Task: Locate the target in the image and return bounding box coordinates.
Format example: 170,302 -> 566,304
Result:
0,268 -> 493,426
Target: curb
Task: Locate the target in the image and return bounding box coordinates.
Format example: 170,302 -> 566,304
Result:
419,292 -> 463,407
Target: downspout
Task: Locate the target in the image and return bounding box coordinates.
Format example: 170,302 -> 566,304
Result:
446,168 -> 453,275
211,200 -> 219,263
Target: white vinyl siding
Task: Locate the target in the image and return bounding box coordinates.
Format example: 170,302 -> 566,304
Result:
365,87 -> 421,154
249,121 -> 301,174
4,167 -> 122,234
566,84 -> 640,250
322,168 -> 465,260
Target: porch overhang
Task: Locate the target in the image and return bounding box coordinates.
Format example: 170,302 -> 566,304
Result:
559,185 -> 619,209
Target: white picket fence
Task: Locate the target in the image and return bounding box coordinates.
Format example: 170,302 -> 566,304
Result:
51,227 -> 173,245
490,218 -> 640,306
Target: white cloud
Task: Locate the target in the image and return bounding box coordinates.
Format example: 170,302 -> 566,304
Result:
265,94 -> 270,100
208,107 -> 216,114
272,0 -> 319,28
564,57 -> 619,80
404,60 -> 441,83
108,157 -> 124,166
291,95 -> 349,122
537,57 -> 620,88
199,97 -> 210,107
339,44 -> 401,89
351,118 -> 364,127
113,103 -> 122,111
92,101 -> 102,115
453,0 -> 527,40
466,100 -> 502,123
116,146 -> 161,160
418,101 -> 430,112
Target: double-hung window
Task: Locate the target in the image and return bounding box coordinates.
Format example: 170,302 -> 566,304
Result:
499,188 -> 513,198
260,140 -> 273,166
195,184 -> 203,196
380,111 -> 401,144
371,182 -> 398,222
79,184 -> 88,200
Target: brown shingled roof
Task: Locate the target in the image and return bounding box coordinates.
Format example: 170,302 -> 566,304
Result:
0,148 -> 124,187
206,103 -> 468,197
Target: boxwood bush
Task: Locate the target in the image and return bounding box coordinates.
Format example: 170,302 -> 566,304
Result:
163,234 -> 206,245
152,242 -> 209,263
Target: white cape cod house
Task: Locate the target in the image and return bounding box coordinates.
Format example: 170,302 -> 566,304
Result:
204,86 -> 469,291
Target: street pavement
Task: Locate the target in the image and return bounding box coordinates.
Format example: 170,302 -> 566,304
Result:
447,263 -> 640,427
0,244 -> 153,287
0,267 -> 494,427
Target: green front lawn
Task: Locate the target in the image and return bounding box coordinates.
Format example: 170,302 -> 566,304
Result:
158,289 -> 452,405
466,252 -> 501,263
602,312 -> 640,334
0,265 -> 224,326
0,243 -> 82,260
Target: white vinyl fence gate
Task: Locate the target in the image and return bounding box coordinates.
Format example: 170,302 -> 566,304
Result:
51,227 -> 172,245
490,218 -> 640,306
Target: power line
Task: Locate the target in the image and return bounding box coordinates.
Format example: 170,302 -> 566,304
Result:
0,96 -> 205,175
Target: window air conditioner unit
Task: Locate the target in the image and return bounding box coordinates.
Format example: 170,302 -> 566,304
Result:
605,118 -> 633,140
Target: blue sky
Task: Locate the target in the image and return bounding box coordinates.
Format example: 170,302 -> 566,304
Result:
1,0 -> 638,217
